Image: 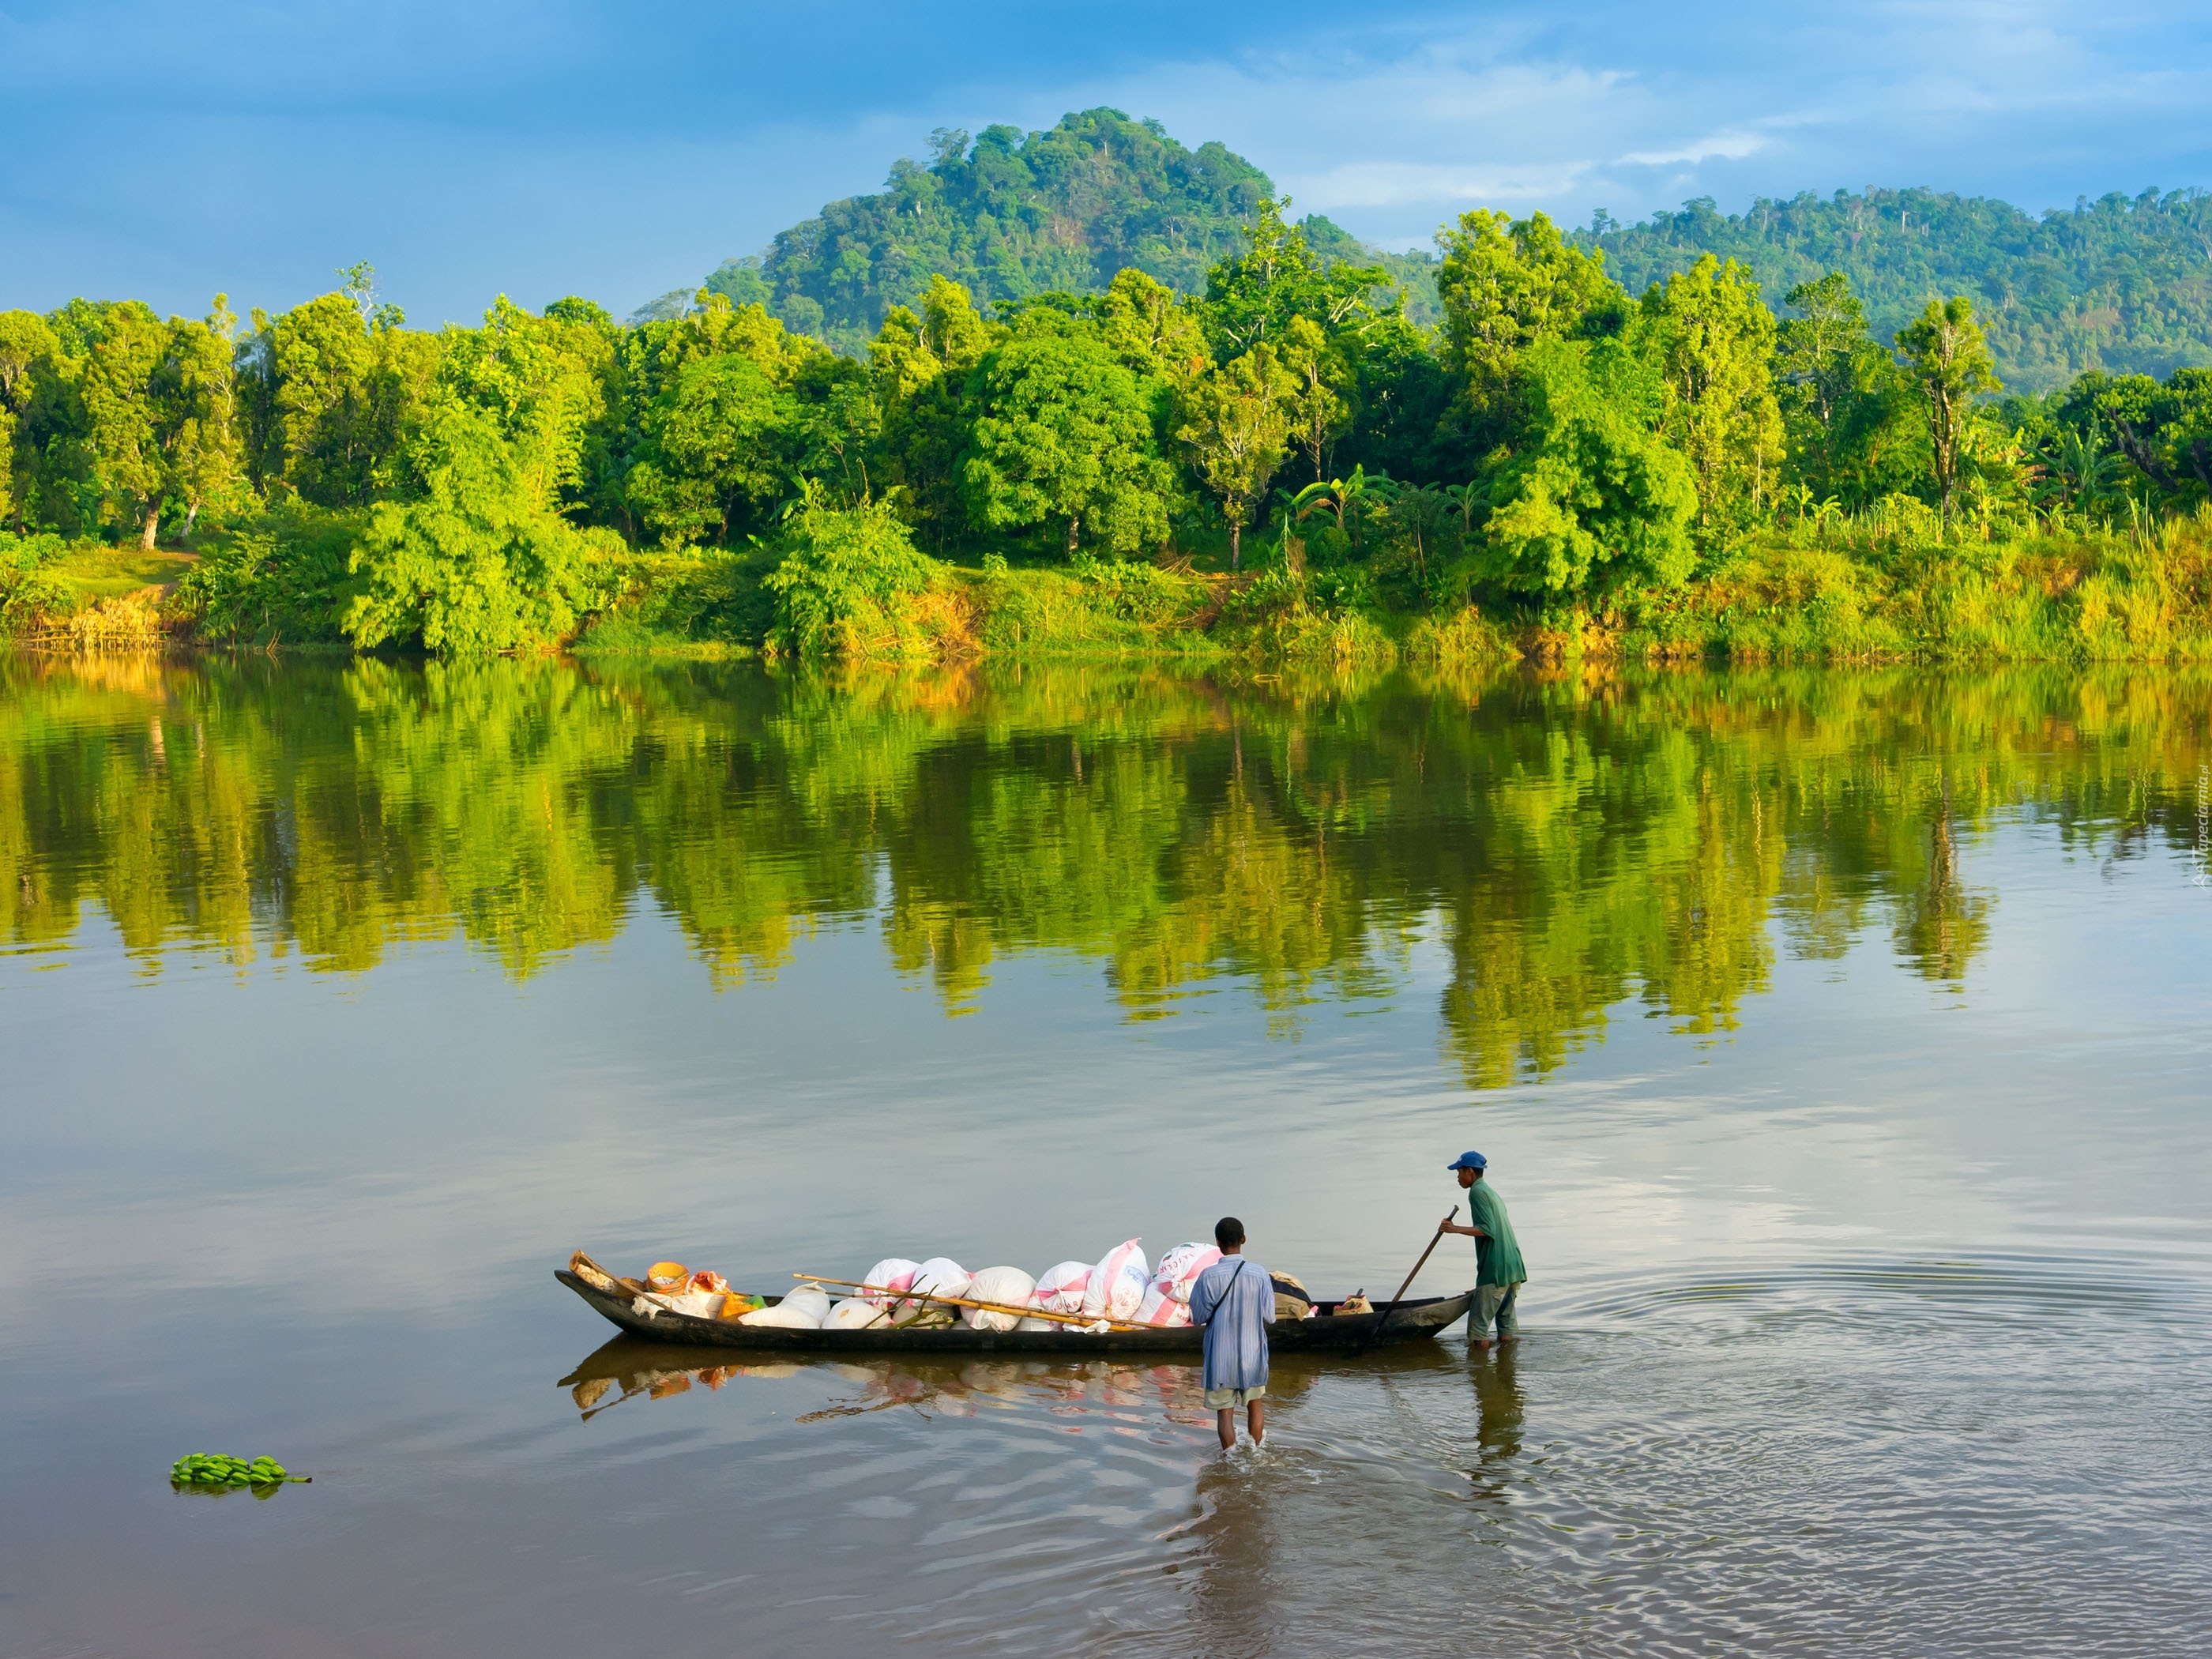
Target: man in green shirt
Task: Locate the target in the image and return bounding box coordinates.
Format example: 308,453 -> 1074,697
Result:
1442,1150 -> 1525,1351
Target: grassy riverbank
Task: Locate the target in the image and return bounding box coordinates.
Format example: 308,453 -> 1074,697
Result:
9,508 -> 2212,667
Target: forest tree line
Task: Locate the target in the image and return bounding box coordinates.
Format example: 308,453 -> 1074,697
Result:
6,200 -> 2212,655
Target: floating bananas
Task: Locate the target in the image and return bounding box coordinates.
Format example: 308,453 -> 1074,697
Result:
169,1453 -> 310,1493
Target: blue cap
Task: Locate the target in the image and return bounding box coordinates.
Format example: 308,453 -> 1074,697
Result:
1446,1150 -> 1488,1171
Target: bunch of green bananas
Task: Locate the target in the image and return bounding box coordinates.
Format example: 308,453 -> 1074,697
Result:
170,1453 -> 309,1490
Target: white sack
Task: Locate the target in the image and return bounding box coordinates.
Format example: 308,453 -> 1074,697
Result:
908,1257 -> 972,1312
739,1283 -> 831,1328
640,1289 -> 725,1319
1083,1240 -> 1150,1322
962,1266 -> 1039,1331
823,1297 -> 888,1330
860,1258 -> 921,1307
1034,1261 -> 1093,1314
1136,1284 -> 1193,1327
1153,1242 -> 1223,1304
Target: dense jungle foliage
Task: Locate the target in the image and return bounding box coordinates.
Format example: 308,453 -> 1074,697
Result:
6,117 -> 2212,664
1582,187 -> 2212,393
683,109 -> 1438,351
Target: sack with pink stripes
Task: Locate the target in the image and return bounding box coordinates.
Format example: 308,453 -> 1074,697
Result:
1134,1284 -> 1193,1326
1033,1259 -> 1093,1315
1082,1239 -> 1150,1322
859,1258 -> 920,1307
1151,1241 -> 1222,1305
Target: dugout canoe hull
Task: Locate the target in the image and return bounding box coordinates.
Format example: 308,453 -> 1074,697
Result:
556,1270 -> 1473,1355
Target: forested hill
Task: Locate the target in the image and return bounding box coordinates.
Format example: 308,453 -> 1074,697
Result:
1578,188 -> 2212,393
694,108 -> 1433,352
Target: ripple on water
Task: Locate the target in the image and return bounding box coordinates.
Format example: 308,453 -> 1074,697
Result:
539,1258 -> 2212,1657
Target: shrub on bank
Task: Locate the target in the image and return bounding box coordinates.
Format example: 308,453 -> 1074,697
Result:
762,494 -> 956,659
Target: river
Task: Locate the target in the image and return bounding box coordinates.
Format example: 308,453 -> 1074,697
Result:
2,654 -> 2207,1656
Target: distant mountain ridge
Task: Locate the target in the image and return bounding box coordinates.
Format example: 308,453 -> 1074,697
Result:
688,108 -> 1434,352
690,111 -> 2212,396
1578,187 -> 2212,394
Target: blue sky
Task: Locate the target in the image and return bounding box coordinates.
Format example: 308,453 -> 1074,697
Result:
4,1 -> 2210,325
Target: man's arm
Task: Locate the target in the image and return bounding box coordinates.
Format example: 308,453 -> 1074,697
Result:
1442,1223 -> 1489,1238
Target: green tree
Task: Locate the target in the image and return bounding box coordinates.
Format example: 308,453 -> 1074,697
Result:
1896,295 -> 2001,528
345,397 -> 611,653
1774,271 -> 1928,506
623,352 -> 796,545
1477,333 -> 1699,600
71,301 -> 170,546
157,297 -> 246,538
0,311 -> 60,529
243,291 -> 440,506
1203,195 -> 1390,356
764,488 -> 947,655
1435,209 -> 1622,456
1644,254 -> 1785,529
1091,268 -> 1209,384
434,295 -> 611,512
870,277 -> 1001,542
1775,272 -> 1864,433
961,328 -> 1179,555
1175,343 -> 1293,569
1281,315 -> 1349,483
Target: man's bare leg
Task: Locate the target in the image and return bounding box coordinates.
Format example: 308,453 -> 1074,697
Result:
1247,1401 -> 1265,1445
1216,1408 -> 1236,1450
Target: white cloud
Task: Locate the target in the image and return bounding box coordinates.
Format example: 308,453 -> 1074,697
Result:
1620,129 -> 1770,168
995,2 -> 2212,250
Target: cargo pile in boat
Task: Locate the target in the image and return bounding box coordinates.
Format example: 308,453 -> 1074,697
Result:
575,1241 -> 1330,1333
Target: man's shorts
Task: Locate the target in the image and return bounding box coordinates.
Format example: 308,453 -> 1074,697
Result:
1204,1385 -> 1266,1410
1469,1282 -> 1520,1340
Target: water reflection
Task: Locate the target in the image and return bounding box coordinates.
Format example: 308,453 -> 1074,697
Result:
1468,1346 -> 1525,1480
556,1334 -> 1338,1433
4,655 -> 2206,1083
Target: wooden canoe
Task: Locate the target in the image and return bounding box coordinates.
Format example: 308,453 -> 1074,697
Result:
556,1270 -> 1473,1356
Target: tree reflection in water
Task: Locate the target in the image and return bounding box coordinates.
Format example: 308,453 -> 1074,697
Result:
4,655 -> 2204,1082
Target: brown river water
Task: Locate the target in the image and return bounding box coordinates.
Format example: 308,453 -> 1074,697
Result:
2,656 -> 2208,1657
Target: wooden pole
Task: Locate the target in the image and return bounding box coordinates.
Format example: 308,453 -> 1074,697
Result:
792,1274 -> 1151,1333
1360,1206 -> 1458,1355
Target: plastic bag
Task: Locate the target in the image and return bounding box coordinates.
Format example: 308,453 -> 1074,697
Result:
1136,1284 -> 1193,1327
738,1282 -> 830,1328
962,1266 -> 1038,1332
1152,1242 -> 1222,1304
1034,1261 -> 1093,1315
1083,1240 -> 1150,1322
823,1297 -> 887,1330
860,1258 -> 921,1307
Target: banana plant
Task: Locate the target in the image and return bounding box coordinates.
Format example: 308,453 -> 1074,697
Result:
1288,465 -> 1390,546
1438,482 -> 1486,544
2041,423 -> 2121,521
